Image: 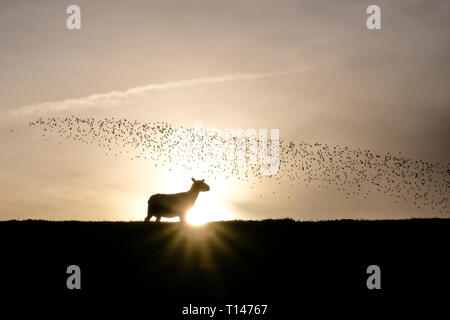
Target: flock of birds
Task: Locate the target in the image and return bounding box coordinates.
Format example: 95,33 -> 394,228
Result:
28,116 -> 449,215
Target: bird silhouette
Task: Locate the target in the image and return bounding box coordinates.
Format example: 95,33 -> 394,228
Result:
29,116 -> 449,215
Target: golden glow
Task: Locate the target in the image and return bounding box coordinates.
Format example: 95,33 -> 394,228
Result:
158,166 -> 236,225
186,211 -> 205,226
186,185 -> 234,225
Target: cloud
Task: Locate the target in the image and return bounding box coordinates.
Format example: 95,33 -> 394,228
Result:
4,68 -> 310,120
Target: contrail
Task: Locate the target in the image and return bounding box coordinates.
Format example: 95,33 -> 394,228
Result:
5,68 -> 310,119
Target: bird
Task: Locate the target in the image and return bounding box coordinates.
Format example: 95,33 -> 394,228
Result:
28,115 -> 449,215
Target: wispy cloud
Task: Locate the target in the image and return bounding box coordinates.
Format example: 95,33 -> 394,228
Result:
4,68 -> 310,120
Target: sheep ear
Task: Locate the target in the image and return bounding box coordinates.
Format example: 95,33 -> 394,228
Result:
201,179 -> 205,182
191,178 -> 196,182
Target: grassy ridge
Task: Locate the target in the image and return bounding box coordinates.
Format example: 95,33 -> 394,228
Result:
1,219 -> 449,307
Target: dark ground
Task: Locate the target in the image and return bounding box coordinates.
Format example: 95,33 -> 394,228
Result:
1,219 -> 449,316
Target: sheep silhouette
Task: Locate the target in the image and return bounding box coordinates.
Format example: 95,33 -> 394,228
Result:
144,178 -> 210,223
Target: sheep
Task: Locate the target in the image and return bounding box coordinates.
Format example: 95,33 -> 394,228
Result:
144,178 -> 210,223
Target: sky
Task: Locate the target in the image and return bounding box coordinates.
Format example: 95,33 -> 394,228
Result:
1,0 -> 449,221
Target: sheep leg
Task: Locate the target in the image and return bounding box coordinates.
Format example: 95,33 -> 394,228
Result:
144,202 -> 151,222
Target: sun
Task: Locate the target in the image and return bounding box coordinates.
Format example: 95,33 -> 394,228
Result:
186,191 -> 234,226
186,209 -> 206,226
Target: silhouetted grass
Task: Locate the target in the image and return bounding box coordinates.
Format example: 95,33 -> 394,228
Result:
1,218 -> 449,309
